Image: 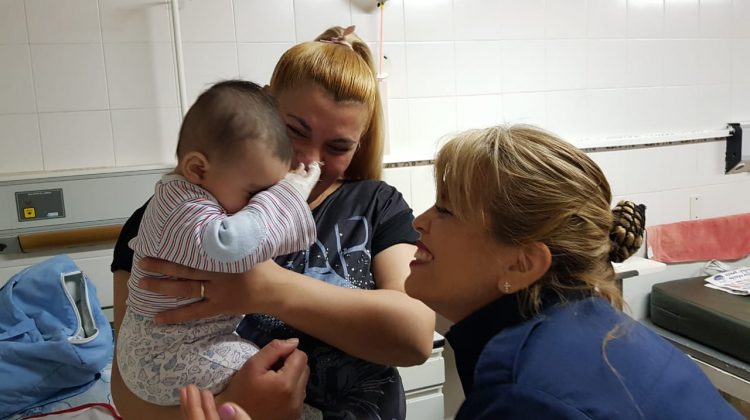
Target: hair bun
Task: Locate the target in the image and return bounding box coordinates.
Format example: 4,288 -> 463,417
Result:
609,200 -> 646,263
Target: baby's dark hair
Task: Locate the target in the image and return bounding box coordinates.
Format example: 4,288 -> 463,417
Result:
176,80 -> 292,164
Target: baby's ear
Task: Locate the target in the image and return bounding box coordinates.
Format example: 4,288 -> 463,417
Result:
180,151 -> 210,184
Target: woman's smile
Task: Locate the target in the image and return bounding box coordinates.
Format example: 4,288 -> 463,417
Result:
411,241 -> 433,266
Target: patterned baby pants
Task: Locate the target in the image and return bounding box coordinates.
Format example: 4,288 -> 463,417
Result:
117,310 -> 322,419
117,310 -> 258,405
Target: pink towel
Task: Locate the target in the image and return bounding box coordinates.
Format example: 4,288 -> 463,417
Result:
646,213 -> 750,263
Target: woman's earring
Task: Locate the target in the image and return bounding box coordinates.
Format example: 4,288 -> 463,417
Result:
504,281 -> 511,294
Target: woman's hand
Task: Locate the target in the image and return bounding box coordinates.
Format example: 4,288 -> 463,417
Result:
137,257 -> 282,324
180,385 -> 251,420
219,338 -> 309,420
181,338 -> 308,420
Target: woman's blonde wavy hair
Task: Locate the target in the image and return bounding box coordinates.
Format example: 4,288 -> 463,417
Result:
435,124 -> 623,315
269,26 -> 384,180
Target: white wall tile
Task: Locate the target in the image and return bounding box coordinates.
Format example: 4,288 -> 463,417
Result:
497,0 -> 546,40
26,0 -> 100,43
731,39 -> 750,85
293,0 -> 351,42
619,146 -> 698,194
179,0 -> 235,42
455,95 -> 502,131
697,39 -> 731,85
39,111 -> 114,170
661,40 -> 699,86
238,42 -> 293,86
699,0 -> 732,38
663,86 -> 700,133
664,0 -> 700,38
733,0 -> 750,38
690,141 -> 744,186
0,114 -> 42,173
614,189 -> 689,226
104,42 -> 178,109
694,181 -> 750,219
586,89 -> 629,139
387,99 -> 410,155
351,0 -> 405,43
627,40 -> 663,87
546,40 -> 588,90
404,0 -> 453,41
31,44 -> 109,112
627,0 -> 664,39
731,84 -> 750,122
235,0 -> 295,42
693,84 -> 731,130
588,0 -> 627,38
183,42 -> 240,106
455,42 -> 501,95
380,43 -> 408,98
545,0 -> 587,39
111,108 -> 180,166
626,87 -> 664,135
454,0 -> 502,41
502,92 -> 546,125
0,45 -> 36,114
382,167 -> 412,203
545,90 -> 588,142
99,0 -> 171,43
587,40 -> 628,89
501,40 -> 546,92
588,149 -> 630,197
405,42 -> 455,97
0,0 -> 28,43
410,165 -> 436,215
408,97 -> 456,155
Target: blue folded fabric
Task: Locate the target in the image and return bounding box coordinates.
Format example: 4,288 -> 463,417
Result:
0,255 -> 113,418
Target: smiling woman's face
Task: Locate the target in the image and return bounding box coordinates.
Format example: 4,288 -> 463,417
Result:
405,202 -> 516,323
272,83 -> 369,202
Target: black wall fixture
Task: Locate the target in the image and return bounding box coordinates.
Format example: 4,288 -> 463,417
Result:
726,123 -> 749,174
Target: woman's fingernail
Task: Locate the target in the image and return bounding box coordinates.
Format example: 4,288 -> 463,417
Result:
285,337 -> 299,344
218,403 -> 236,420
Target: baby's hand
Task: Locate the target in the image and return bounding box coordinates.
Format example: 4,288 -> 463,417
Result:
284,162 -> 321,199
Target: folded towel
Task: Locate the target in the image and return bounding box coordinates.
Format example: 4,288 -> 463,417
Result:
647,213 -> 750,263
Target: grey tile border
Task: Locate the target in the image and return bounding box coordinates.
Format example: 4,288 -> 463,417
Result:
382,136 -> 728,168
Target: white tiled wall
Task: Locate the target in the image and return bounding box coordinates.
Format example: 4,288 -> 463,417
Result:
2,0 -> 750,175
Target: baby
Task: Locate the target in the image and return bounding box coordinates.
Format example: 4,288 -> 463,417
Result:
116,80 -> 319,408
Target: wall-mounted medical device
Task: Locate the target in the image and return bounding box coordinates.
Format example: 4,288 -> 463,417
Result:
0,167 -> 168,254
726,122 -> 750,174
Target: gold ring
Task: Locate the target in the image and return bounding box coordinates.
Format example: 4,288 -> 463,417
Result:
200,281 -> 205,299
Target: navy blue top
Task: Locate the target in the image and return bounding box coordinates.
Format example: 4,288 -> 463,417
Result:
447,294 -> 742,419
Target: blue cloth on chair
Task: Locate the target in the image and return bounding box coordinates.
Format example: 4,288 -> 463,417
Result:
0,255 -> 113,418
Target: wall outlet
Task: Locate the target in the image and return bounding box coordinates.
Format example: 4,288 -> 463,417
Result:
689,194 -> 701,220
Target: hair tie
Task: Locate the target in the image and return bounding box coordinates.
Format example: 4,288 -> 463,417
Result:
609,200 -> 646,263
319,25 -> 356,49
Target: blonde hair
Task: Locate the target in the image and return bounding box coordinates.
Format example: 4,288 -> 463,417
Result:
435,124 -> 623,314
269,26 -> 384,180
